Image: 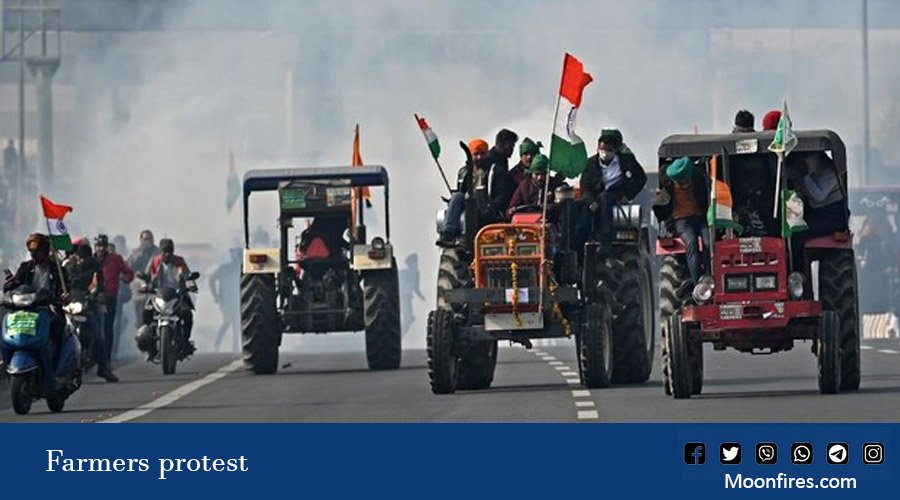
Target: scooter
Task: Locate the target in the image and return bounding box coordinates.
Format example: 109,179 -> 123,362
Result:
0,285 -> 82,415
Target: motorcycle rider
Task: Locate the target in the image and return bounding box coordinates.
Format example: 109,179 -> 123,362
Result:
141,238 -> 197,356
64,243 -> 118,382
3,234 -> 69,356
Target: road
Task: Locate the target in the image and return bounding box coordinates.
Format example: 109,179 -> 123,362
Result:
2,338 -> 900,422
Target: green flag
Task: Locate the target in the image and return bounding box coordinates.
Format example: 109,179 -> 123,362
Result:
781,189 -> 809,238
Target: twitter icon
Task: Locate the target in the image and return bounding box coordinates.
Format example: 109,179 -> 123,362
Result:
720,443 -> 742,464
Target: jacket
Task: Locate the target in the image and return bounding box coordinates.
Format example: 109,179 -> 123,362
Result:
63,258 -> 105,300
652,165 -> 710,231
147,254 -> 191,289
456,161 -> 510,221
99,251 -> 134,298
580,152 -> 647,206
5,259 -> 68,299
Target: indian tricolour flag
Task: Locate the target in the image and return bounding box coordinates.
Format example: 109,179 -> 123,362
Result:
707,156 -> 742,231
549,53 -> 593,179
414,114 -> 440,160
40,195 -> 74,252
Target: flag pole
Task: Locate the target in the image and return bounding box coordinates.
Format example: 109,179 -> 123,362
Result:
40,194 -> 69,296
773,152 -> 783,218
540,63 -> 566,314
433,156 -> 453,194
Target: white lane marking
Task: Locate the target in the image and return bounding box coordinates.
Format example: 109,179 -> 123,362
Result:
541,356 -> 556,361
561,371 -> 579,377
577,410 -> 599,420
878,349 -> 899,354
566,378 -> 581,385
554,366 -> 571,371
533,351 -> 547,356
571,390 -> 591,398
549,361 -> 564,366
861,345 -> 874,350
100,359 -> 243,423
575,401 -> 595,408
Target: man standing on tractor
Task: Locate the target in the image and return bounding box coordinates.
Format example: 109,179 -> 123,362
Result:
653,157 -> 710,285
733,109 -> 755,133
437,138 -> 509,246
578,128 -> 647,253
489,128 -> 518,211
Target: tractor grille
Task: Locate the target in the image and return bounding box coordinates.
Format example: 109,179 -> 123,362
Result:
483,263 -> 539,289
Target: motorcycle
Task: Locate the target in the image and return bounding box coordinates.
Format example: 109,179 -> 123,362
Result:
0,285 -> 82,415
135,271 -> 200,375
62,292 -> 95,374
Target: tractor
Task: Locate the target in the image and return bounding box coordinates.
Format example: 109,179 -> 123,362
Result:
656,130 -> 860,398
240,166 -> 401,374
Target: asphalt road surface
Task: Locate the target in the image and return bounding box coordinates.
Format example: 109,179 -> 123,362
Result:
2,338 -> 900,422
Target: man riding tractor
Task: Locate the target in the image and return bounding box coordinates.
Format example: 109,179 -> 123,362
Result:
428,138 -> 654,394
654,130 -> 860,398
240,166 -> 401,374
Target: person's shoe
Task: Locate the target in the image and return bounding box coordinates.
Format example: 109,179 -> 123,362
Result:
98,369 -> 119,383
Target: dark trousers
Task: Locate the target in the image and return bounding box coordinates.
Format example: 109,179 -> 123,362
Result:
87,310 -> 110,373
576,184 -> 629,252
103,297 -> 117,365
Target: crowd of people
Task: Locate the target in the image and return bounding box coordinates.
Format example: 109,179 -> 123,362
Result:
1,229 -> 197,383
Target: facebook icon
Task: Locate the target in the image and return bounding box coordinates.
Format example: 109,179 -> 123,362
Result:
684,443 -> 706,465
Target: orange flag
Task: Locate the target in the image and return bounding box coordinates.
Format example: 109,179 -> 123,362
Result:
352,124 -> 372,205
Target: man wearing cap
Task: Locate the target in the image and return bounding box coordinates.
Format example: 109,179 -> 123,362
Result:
579,128 -> 647,252
95,234 -> 134,364
509,137 -> 542,188
762,110 -> 782,131
437,138 -> 507,246
143,238 -> 197,355
506,153 -> 558,218
653,157 -> 710,285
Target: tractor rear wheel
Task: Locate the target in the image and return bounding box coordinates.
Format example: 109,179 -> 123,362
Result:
241,273 -> 280,375
818,249 -> 860,391
364,266 -> 402,370
605,247 -> 654,384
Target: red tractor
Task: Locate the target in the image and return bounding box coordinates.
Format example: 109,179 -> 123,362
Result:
656,130 -> 860,398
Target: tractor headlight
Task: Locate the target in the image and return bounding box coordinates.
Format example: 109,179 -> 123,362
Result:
754,274 -> 777,291
724,275 -> 750,293
788,272 -> 805,300
692,275 -> 715,304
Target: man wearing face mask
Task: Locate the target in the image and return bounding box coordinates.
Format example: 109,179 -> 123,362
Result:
579,128 -> 647,253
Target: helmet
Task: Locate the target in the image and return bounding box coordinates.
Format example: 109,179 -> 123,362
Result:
135,325 -> 156,353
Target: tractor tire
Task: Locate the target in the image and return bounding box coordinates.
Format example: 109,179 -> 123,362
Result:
241,273 -> 280,375
659,254 -> 691,396
437,247 -> 471,312
667,313 -> 692,399
818,249 -> 860,391
457,341 -> 498,390
817,310 -> 841,395
578,302 -> 613,389
364,267 -> 402,370
605,248 -> 654,384
427,309 -> 458,394
689,337 -> 704,395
